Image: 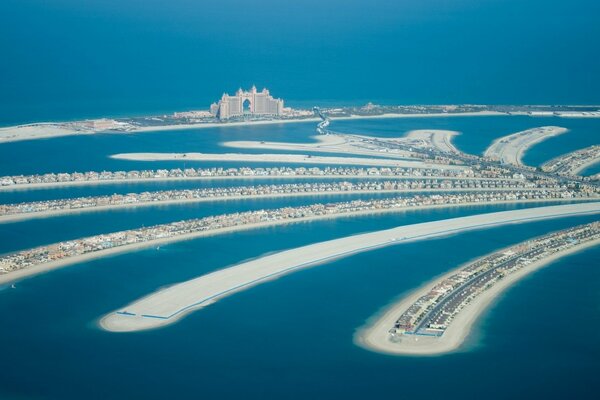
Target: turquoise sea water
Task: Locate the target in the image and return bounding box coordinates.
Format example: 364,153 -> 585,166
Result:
0,117 -> 599,399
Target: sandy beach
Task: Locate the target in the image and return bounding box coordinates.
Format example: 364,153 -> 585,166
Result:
576,158 -> 600,175
405,130 -> 462,154
356,237 -> 600,356
222,133 -> 415,159
97,202 -> 600,332
333,111 -> 505,120
484,126 -> 568,166
0,123 -> 94,143
110,152 -> 466,170
222,130 -> 462,159
0,111 -> 504,143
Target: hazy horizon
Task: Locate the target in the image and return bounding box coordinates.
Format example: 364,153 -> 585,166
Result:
1,0 -> 599,124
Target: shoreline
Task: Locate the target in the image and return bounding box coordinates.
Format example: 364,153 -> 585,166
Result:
355,237 -> 600,356
405,130 -> 462,155
484,127 -> 568,166
0,111 -> 506,143
577,158 -> 600,176
1,199 -> 594,286
515,127 -> 568,166
568,157 -> 600,176
109,152 -> 466,170
542,146 -> 600,176
0,174 -> 512,192
98,202 -> 600,333
0,187 -> 559,224
222,130 -> 463,159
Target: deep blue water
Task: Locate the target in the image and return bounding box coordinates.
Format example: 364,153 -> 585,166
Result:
0,117 -> 599,399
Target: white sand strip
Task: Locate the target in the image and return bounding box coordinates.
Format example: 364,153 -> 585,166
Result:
222,134 -> 417,159
0,111 -> 504,143
405,130 -> 462,154
99,202 -> 600,332
0,123 -> 92,143
484,126 -> 568,166
222,130 -> 463,159
110,153 -> 466,170
356,237 -> 600,356
2,199 -> 590,287
541,145 -> 600,176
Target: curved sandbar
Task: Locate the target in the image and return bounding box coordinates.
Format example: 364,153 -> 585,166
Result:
110,153 -> 465,170
222,134 -> 418,159
356,223 -> 600,356
405,130 -> 462,154
541,145 -> 600,176
0,182 -> 550,224
222,130 -> 462,160
484,126 -> 568,166
99,202 -> 600,332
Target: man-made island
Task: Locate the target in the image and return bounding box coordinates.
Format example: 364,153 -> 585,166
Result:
0,179 -> 552,223
2,193 -> 595,285
356,222 -> 600,356
542,145 -> 600,177
99,203 -> 600,332
483,127 -> 568,166
1,99 -> 599,143
222,130 -> 461,160
1,96 -> 599,349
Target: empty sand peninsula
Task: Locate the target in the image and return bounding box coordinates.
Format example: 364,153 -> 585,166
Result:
99,202 -> 600,332
223,130 -> 462,160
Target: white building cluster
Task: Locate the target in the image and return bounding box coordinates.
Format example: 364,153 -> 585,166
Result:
210,86 -> 284,119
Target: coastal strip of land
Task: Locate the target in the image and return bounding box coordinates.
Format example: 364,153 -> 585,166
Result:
222,130 -> 462,161
0,166 -> 507,192
2,194 -> 593,285
110,152 -> 466,170
356,222 -> 600,356
99,202 -> 600,332
404,130 -> 462,155
541,145 -> 600,176
0,111 -> 504,143
484,126 -> 568,166
0,180 -> 554,223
